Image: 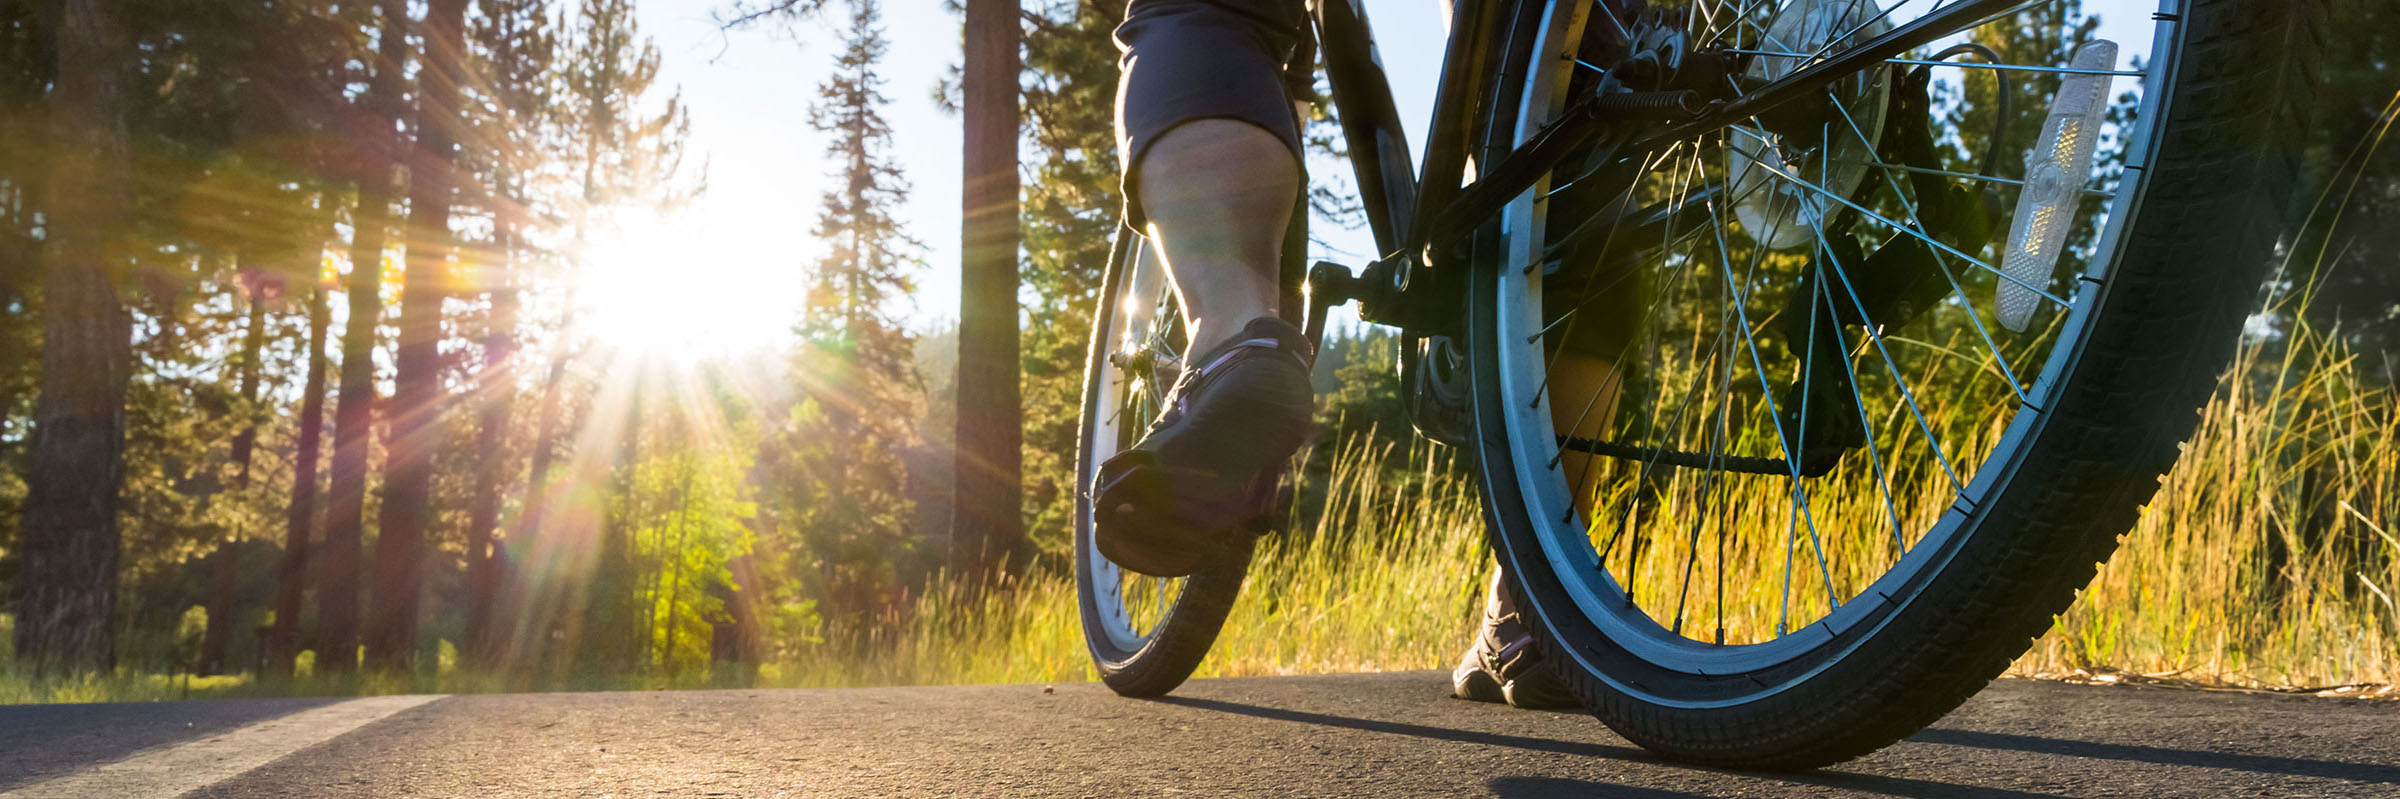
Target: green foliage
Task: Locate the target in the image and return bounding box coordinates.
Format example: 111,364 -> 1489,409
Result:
623,418 -> 755,675
1014,0 -> 1127,564
775,0 -> 925,641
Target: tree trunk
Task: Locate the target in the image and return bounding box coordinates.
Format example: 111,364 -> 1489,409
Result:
271,279 -> 333,677
463,197 -> 521,668
321,0 -> 413,675
498,294 -> 570,670
953,0 -> 1024,588
14,0 -> 132,675
367,0 -> 468,673
201,290 -> 270,676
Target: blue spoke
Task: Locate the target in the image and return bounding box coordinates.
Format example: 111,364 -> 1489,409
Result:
1824,92 -> 2039,406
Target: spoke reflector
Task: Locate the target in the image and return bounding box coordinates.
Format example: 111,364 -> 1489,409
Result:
1998,39 -> 2117,332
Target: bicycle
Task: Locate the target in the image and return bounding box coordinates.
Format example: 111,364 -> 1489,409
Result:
1075,0 -> 2318,769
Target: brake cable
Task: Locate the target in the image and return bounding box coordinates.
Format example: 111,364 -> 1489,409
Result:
1924,42 -> 2012,179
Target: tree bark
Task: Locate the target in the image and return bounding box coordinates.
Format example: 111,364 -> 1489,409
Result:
500,295 -> 570,670
321,0 -> 413,675
367,0 -> 469,673
13,0 -> 132,675
462,204 -> 520,668
271,278 -> 333,677
953,0 -> 1024,588
201,289 -> 271,676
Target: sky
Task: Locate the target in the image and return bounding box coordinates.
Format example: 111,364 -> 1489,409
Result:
609,0 -> 2156,357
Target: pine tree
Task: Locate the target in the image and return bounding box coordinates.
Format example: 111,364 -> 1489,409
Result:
320,0 -> 415,675
953,0 -> 1023,586
365,0 -> 470,673
13,0 -> 134,674
526,0 -> 688,674
782,0 -> 922,634
460,0 -> 559,667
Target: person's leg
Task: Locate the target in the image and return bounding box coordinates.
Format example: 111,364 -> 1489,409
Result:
1114,0 -> 1309,354
1094,0 -> 1316,578
1138,120 -> 1298,357
1453,262 -> 1636,709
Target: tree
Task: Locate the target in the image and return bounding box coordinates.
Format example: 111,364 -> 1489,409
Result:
781,0 -> 922,634
954,0 -> 1023,586
1013,0 -> 1122,560
13,0 -> 133,674
2287,0 -> 2400,376
512,0 -> 687,672
199,272 -> 274,676
272,255 -> 334,676
321,0 -> 416,675
366,0 -> 471,673
258,0 -> 370,680
460,0 -> 559,667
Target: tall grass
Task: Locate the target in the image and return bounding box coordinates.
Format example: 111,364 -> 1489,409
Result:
766,434 -> 1490,687
803,335 -> 2394,693
2015,326 -> 2400,690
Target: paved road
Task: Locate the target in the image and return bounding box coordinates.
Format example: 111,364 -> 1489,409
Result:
2,671 -> 2394,797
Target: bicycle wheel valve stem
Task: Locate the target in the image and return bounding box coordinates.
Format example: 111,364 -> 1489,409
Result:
1998,39 -> 2117,332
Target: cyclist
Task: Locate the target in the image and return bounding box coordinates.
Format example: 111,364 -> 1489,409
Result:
1095,0 -> 1583,709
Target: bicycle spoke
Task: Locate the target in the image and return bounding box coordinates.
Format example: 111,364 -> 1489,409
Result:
1816,274 -> 1912,552
1726,47 -> 2145,78
1822,91 -> 2039,405
1671,238 -> 1744,634
1698,186 -> 1837,625
1729,123 -> 2074,307
1499,0 -> 2156,650
1799,195 -> 1971,496
1828,158 -> 2115,198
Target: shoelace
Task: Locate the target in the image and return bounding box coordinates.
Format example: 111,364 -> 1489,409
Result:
1147,336 -> 1304,436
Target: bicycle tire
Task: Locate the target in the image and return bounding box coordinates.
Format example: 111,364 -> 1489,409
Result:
1075,226 -> 1254,698
1467,0 -> 2320,769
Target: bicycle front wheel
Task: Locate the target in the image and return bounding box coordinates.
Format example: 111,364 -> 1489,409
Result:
1466,0 -> 2317,768
1074,226 -> 1253,697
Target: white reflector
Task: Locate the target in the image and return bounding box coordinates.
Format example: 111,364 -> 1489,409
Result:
1998,39 -> 2117,332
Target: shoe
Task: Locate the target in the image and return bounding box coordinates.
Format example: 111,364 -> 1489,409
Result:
1093,317 -> 1315,577
1451,571 -> 1579,710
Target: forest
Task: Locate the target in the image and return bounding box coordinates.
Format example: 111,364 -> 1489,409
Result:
1,0 -> 2397,698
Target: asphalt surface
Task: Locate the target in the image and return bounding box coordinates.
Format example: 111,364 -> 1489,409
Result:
2,670 -> 2395,797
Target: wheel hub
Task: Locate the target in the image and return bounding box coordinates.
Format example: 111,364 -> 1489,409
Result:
1729,0 -> 1893,250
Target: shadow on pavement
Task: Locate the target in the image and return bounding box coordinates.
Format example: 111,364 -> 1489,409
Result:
1910,728 -> 2400,785
1157,696 -> 2071,799
0,697 -> 345,792
1487,776 -> 1713,798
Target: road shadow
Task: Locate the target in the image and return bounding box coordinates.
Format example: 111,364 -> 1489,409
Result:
0,697 -> 346,792
1910,728 -> 2400,785
1487,776 -> 1713,798
1156,696 -> 2070,798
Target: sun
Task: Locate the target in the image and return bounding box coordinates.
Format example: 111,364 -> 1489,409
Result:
574,209 -> 813,362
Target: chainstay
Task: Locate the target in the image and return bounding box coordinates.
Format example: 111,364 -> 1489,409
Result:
1555,435 -> 1794,475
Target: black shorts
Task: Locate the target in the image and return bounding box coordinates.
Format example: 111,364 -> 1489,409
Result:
1113,0 -> 1312,229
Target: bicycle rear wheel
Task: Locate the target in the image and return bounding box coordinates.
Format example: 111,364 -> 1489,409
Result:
1467,0 -> 2316,768
1075,227 -> 1254,697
